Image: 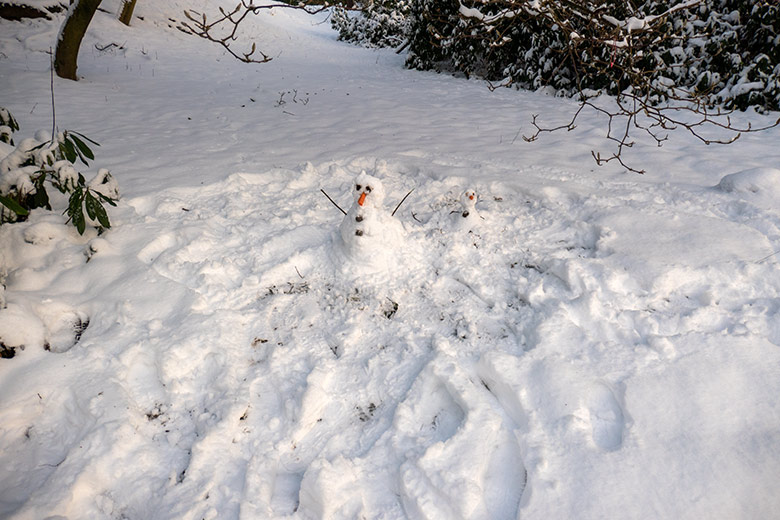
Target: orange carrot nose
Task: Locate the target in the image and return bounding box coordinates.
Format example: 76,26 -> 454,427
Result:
469,195 -> 474,200
358,192 -> 367,206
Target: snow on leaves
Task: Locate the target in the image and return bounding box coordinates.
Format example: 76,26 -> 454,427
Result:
0,108 -> 118,234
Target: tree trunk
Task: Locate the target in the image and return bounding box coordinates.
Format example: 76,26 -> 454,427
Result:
118,0 -> 137,26
54,0 -> 102,81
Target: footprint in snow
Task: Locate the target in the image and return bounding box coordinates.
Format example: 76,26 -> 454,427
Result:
586,381 -> 626,452
483,428 -> 527,520
270,471 -> 304,516
398,351 -> 526,520
393,362 -> 467,447
136,232 -> 180,264
44,309 -> 89,353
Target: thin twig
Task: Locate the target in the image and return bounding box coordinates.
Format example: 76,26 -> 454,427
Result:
49,47 -> 55,138
757,249 -> 780,264
452,0 -> 778,174
95,42 -> 120,52
392,189 -> 414,217
320,189 -> 346,215
180,2 -> 360,64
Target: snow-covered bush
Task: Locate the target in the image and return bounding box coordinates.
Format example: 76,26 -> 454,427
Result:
331,0 -> 412,48
0,108 -> 118,234
403,0 -> 780,112
0,0 -> 65,21
0,107 -> 19,145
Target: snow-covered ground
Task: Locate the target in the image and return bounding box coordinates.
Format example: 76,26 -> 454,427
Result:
2,2 -> 780,519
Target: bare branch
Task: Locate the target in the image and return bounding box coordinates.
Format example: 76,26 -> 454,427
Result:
459,0 -> 780,172
180,2 -> 359,64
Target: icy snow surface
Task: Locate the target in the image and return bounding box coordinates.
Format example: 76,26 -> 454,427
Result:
1,1 -> 780,519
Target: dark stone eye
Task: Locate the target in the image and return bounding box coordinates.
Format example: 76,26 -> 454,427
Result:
365,186 -> 372,193
356,184 -> 362,191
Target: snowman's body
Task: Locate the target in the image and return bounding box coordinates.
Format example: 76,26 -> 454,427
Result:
338,172 -> 404,269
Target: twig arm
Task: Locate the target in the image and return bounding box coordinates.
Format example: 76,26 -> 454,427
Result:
321,189 -> 347,215
392,189 -> 414,217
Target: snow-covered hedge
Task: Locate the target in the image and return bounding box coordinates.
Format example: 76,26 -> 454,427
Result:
331,0 -> 412,48
402,0 -> 780,112
0,0 -> 66,21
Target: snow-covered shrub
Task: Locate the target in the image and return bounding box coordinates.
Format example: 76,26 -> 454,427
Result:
631,0 -> 780,111
0,0 -> 65,21
331,0 -> 412,48
0,107 -> 19,145
404,0 -> 780,112
0,108 -> 118,234
404,0 -> 471,74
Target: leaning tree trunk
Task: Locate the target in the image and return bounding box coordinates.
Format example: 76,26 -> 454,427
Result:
55,0 -> 102,80
118,0 -> 137,26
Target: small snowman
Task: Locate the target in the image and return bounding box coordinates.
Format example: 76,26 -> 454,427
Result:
338,171 -> 404,269
460,189 -> 478,219
450,188 -> 481,231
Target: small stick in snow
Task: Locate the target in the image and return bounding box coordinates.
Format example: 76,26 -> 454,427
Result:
320,189 -> 346,215
392,189 -> 415,217
95,42 -> 120,52
757,249 -> 780,264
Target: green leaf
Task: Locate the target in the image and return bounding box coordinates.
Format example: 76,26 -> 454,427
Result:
29,186 -> 51,209
84,191 -> 98,220
68,131 -> 100,148
29,141 -> 49,152
64,135 -> 90,166
95,190 -> 118,206
24,173 -> 51,211
87,191 -> 111,229
68,188 -> 86,235
95,203 -> 110,229
59,139 -> 77,163
68,133 -> 95,162
0,195 -> 29,216
0,108 -> 19,132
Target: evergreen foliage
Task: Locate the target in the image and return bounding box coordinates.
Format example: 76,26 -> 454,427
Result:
0,108 -> 118,234
402,0 -> 780,112
331,0 -> 412,48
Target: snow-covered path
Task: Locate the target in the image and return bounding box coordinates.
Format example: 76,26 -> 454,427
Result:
1,2 -> 780,519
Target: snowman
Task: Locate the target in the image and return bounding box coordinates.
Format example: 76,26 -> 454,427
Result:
338,171 -> 404,269
460,189 -> 478,219
451,188 -> 481,231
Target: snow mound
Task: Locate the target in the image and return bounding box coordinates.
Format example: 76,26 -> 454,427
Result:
2,152 -> 780,519
2,2 -> 780,517
717,167 -> 780,198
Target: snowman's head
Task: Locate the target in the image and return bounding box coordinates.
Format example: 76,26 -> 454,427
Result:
461,189 -> 477,207
353,171 -> 385,209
